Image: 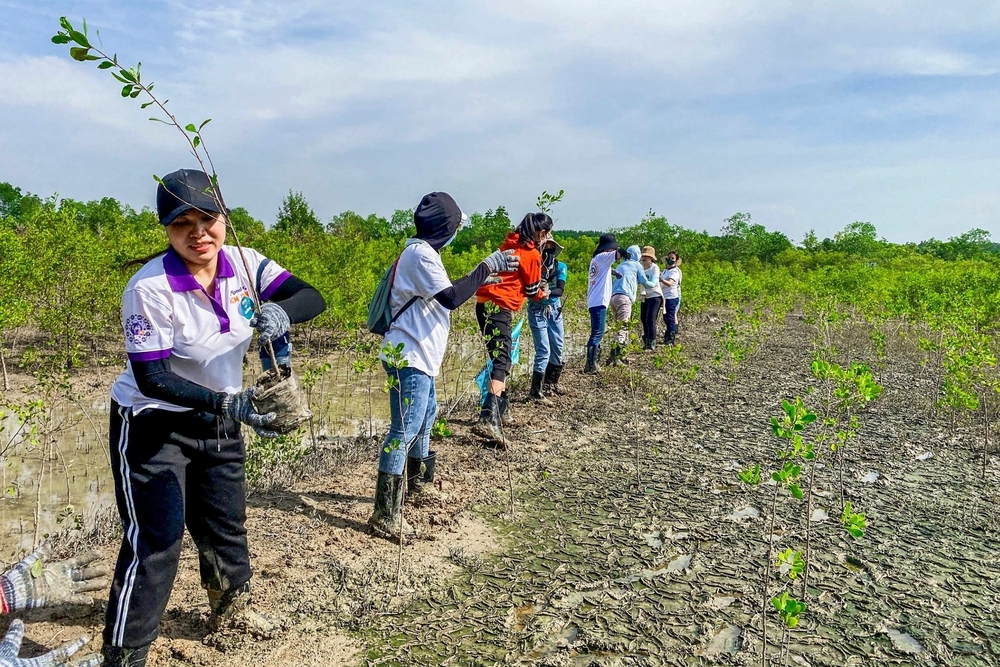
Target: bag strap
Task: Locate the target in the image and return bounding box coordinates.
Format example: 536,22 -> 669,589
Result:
255,258 -> 272,301
387,244 -> 422,325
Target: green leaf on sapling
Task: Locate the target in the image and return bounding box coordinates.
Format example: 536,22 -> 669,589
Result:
98,60 -> 114,69
185,123 -> 197,132
70,47 -> 91,61
51,34 -> 71,44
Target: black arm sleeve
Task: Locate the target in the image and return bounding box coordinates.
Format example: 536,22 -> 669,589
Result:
548,279 -> 566,299
132,358 -> 226,413
433,262 -> 492,310
267,275 -> 326,323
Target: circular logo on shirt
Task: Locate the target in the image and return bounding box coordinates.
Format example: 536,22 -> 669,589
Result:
125,314 -> 152,345
240,296 -> 255,320
589,263 -> 597,279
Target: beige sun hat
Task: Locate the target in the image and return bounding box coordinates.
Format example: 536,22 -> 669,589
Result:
641,246 -> 657,261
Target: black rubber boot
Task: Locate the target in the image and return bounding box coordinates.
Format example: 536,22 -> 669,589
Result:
607,345 -> 624,366
498,390 -> 516,425
472,393 -> 504,444
208,580 -> 284,638
407,452 -> 444,504
368,471 -> 414,539
584,345 -> 599,374
102,644 -> 150,667
529,370 -> 553,406
544,363 -> 565,395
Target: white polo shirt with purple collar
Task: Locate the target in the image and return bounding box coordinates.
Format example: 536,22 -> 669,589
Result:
111,245 -> 290,414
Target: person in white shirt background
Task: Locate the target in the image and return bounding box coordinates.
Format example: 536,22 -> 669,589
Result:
373,192 -> 518,539
661,251 -> 682,345
103,169 -> 326,667
584,234 -> 626,373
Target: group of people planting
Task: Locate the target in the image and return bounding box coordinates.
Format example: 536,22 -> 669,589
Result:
584,235 -> 682,372
5,177 -> 684,667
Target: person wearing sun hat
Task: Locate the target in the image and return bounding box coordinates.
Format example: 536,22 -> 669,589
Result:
638,245 -> 663,350
102,168 -> 328,666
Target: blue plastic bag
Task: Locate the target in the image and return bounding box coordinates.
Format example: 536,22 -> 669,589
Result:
477,318 -> 524,406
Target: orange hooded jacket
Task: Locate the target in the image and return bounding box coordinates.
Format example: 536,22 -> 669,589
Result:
476,232 -> 543,312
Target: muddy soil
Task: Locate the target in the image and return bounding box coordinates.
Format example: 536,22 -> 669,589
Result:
4,315 -> 1000,665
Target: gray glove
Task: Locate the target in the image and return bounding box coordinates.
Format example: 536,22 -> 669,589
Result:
482,249 -> 519,274
0,543 -> 109,612
0,620 -> 99,667
250,303 -> 290,346
222,387 -> 279,438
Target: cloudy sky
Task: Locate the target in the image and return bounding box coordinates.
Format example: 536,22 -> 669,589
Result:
2,1 -> 999,242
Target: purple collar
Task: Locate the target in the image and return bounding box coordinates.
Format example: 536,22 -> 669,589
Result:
162,247 -> 235,333
163,247 -> 234,291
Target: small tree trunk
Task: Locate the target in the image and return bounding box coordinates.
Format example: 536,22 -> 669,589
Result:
983,399 -> 990,481
762,483 -> 779,667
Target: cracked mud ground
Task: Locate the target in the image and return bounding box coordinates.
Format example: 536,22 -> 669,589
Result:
8,314 -> 1000,666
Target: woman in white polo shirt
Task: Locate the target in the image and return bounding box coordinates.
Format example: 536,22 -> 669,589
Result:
102,169 -> 326,667
370,192 -> 518,538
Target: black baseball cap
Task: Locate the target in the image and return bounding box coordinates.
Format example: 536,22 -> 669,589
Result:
156,169 -> 226,226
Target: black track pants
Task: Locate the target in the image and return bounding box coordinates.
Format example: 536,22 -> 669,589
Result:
640,296 -> 662,343
476,303 -> 514,383
104,401 -> 252,649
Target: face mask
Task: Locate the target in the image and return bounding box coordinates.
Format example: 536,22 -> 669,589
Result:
666,258 -> 676,267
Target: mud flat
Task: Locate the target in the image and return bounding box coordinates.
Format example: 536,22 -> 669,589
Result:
5,317 -> 1000,665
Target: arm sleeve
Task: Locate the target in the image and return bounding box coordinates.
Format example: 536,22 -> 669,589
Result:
132,358 -> 226,413
433,262 -> 492,310
548,279 -> 566,299
638,265 -> 657,288
266,275 -> 326,323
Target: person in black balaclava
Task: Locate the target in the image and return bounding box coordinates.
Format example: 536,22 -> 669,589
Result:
370,192 -> 520,538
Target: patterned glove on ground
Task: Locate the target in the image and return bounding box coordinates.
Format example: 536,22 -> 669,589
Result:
0,544 -> 109,612
222,387 -> 279,439
250,303 -> 290,346
482,249 -> 519,274
0,620 -> 100,667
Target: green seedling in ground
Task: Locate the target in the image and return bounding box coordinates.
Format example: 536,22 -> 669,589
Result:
841,502 -> 867,539
431,418 -> 452,439
776,549 -> 805,580
772,591 -> 806,627
738,464 -> 761,486
770,590 -> 807,666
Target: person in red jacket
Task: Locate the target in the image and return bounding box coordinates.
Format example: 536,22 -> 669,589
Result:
472,212 -> 553,443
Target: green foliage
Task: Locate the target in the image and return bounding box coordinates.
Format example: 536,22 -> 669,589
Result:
841,501 -> 867,539
771,591 -> 806,628
276,191 -> 323,237
451,206 -> 511,254
738,464 -> 761,486
431,418 -> 452,439
776,548 -> 805,580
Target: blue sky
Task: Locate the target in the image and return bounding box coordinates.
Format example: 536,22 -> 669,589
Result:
2,1 -> 999,242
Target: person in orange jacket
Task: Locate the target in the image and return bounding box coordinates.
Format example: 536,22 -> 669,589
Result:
472,212 -> 554,443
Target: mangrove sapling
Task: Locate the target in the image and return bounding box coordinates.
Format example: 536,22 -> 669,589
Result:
938,324 -> 1000,478
810,358 -> 882,511
52,17 -> 294,392
301,360 -> 332,451
770,397 -> 820,599
381,341 -> 413,595
840,502 -> 867,539
736,457 -> 805,667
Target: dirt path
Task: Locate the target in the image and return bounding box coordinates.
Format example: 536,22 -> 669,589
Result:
6,315 -> 1000,665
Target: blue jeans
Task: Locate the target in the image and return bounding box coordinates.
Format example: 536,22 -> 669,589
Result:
528,303 -> 565,372
663,298 -> 680,342
378,362 -> 436,475
588,306 -> 607,348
